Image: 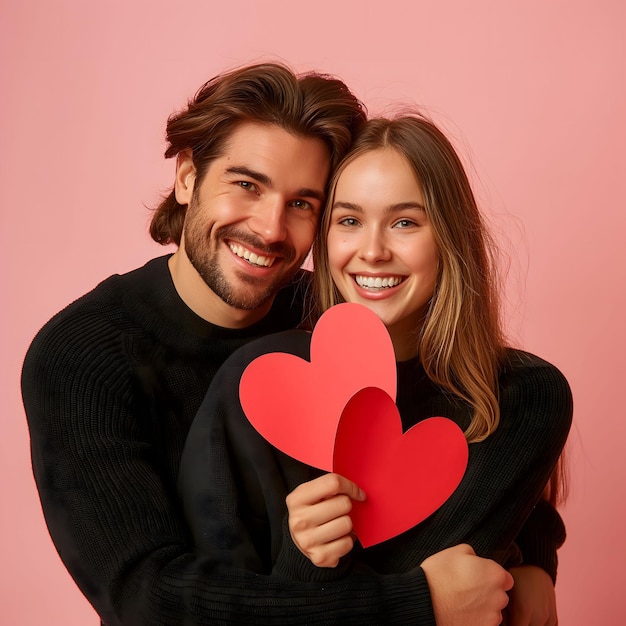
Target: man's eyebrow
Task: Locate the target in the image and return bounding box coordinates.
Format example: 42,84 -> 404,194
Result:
297,188 -> 326,202
225,166 -> 325,202
225,166 -> 272,186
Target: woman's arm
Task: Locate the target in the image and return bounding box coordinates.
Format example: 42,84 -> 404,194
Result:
505,565 -> 558,626
281,473 -> 515,626
504,496 -> 566,626
279,350 -> 572,625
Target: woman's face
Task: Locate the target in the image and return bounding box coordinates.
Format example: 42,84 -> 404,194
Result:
327,148 -> 439,358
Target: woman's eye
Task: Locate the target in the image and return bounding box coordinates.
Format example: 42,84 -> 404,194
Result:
394,219 -> 417,229
338,217 -> 359,227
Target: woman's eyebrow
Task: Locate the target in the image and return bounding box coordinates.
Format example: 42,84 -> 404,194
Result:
332,201 -> 362,212
386,202 -> 426,213
332,201 -> 425,212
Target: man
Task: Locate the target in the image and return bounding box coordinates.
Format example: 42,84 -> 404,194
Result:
22,62 -> 561,625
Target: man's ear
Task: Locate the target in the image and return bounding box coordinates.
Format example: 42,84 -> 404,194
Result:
174,150 -> 196,205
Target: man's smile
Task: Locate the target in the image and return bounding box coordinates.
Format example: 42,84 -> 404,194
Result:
228,241 -> 277,268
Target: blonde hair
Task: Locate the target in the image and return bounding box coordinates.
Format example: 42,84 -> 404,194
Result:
313,115 -> 505,442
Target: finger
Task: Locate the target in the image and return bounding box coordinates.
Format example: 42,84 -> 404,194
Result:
314,473 -> 365,502
499,587 -> 511,611
287,473 -> 365,508
291,492 -> 354,528
296,513 -> 354,550
302,533 -> 355,568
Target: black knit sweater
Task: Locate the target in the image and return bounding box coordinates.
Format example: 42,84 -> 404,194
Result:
22,255 -> 570,625
178,330 -> 571,624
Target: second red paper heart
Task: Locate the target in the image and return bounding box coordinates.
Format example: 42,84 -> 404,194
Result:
333,386 -> 468,548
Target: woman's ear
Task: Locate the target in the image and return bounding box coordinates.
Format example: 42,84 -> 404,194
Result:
174,150 -> 196,205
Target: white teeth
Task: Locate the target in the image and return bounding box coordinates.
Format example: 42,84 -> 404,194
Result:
355,275 -> 403,289
229,243 -> 275,267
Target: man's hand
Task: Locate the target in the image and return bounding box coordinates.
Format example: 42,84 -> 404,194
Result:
286,473 -> 366,567
421,544 -> 514,626
504,565 -> 558,625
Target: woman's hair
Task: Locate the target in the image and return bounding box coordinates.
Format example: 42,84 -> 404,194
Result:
313,115 -> 506,443
149,62 -> 366,246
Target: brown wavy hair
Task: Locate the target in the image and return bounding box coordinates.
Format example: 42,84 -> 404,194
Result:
313,115 -> 506,443
150,62 -> 366,246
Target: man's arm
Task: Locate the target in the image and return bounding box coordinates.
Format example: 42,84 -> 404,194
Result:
422,544 -> 514,626
23,320 -> 434,625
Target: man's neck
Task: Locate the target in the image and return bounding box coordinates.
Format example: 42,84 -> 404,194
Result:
167,249 -> 273,329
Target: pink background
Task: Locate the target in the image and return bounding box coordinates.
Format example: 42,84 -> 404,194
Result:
2,0 -> 624,623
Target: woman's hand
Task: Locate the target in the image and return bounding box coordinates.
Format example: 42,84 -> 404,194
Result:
504,565 -> 558,625
286,473 -> 366,567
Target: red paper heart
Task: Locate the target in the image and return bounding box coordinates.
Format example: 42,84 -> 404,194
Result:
333,387 -> 468,547
239,303 -> 397,470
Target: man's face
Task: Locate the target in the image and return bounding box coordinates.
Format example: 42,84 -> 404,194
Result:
174,122 -> 330,327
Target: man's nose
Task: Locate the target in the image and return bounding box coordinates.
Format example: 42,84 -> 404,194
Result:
248,197 -> 287,244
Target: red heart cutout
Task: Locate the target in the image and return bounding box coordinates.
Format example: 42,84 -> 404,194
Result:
333,387 -> 468,547
239,303 -> 397,470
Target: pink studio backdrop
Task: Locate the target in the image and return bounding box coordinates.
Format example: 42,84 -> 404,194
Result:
2,1 -> 624,623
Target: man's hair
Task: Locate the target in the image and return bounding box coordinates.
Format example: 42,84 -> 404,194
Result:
314,115 -> 505,444
150,62 -> 366,246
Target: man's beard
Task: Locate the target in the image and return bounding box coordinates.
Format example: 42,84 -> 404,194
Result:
185,219 -> 298,311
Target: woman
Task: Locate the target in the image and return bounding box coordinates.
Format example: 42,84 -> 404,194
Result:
178,115 -> 572,625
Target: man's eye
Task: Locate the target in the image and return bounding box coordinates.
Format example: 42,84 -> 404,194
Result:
237,181 -> 258,192
290,199 -> 313,211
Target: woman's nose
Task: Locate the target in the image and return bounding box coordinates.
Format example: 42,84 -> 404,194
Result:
358,228 -> 391,263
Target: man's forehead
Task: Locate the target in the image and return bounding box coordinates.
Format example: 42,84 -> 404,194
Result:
214,121 -> 331,186
222,121 -> 324,155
